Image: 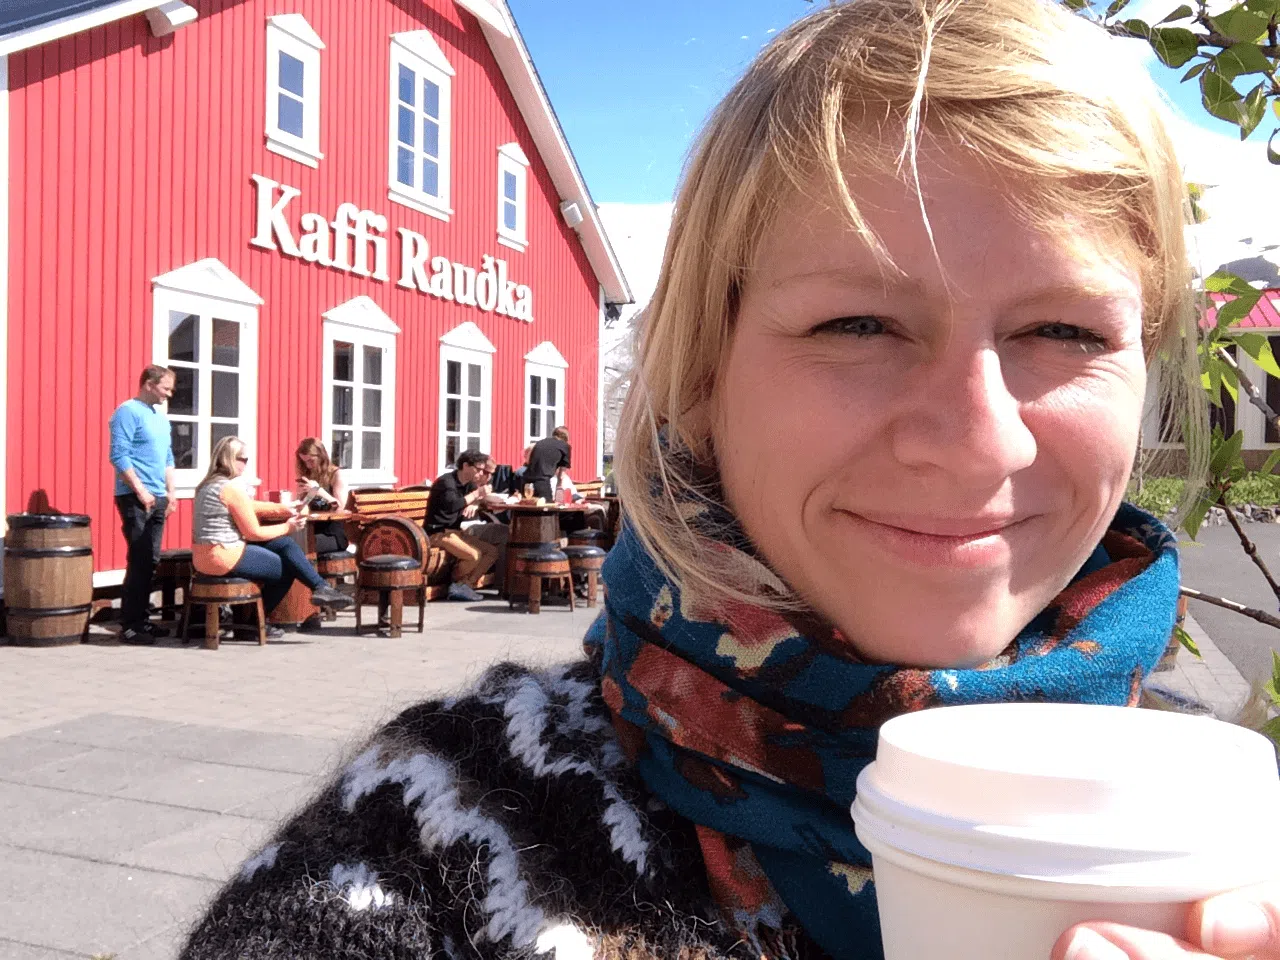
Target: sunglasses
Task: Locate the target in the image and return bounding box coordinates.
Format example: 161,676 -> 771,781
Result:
235,456 -> 250,463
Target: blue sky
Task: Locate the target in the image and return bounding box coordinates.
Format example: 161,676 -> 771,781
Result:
506,0 -> 1268,205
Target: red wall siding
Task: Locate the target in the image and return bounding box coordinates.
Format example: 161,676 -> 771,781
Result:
7,0 -> 601,571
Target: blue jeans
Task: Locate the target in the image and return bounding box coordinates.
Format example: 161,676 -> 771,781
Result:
230,536 -> 324,614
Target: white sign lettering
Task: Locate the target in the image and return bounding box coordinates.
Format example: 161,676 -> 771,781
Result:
249,175 -> 533,322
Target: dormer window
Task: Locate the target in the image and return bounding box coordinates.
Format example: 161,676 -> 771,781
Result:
264,14 -> 324,167
497,142 -> 529,252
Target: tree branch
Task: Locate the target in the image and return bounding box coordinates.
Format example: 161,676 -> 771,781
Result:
1181,585 -> 1280,629
1216,495 -> 1280,605
1216,346 -> 1280,433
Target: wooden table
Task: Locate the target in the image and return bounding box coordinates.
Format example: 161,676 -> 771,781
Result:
268,510 -> 354,627
504,502 -> 590,603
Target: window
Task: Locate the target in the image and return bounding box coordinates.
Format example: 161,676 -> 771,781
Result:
524,342 -> 568,448
151,259 -> 262,496
265,14 -> 324,167
438,322 -> 495,472
388,32 -> 454,221
322,297 -> 399,486
497,142 -> 529,252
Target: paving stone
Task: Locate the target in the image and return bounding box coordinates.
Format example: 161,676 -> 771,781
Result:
0,939 -> 83,959
224,774 -> 325,821
118,814 -> 275,882
0,735 -> 96,778
122,725 -> 343,776
112,760 -> 316,815
0,843 -> 215,957
20,715 -> 190,750
14,747 -> 205,799
122,924 -> 190,960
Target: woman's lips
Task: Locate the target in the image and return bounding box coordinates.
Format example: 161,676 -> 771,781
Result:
836,511 -> 1034,569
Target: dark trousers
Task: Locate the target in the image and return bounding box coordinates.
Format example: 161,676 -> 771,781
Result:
116,493 -> 167,627
530,478 -> 554,501
230,536 -> 325,614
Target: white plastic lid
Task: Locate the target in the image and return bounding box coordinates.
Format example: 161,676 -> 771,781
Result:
851,703 -> 1280,891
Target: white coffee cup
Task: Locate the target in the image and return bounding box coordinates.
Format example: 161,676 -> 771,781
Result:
850,702 -> 1280,960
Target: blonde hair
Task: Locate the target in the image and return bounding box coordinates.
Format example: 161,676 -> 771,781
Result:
197,436 -> 246,493
615,0 -> 1206,609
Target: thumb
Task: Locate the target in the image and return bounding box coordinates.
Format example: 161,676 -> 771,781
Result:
1191,883 -> 1280,957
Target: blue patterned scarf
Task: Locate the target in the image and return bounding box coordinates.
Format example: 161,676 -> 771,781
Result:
586,488 -> 1179,960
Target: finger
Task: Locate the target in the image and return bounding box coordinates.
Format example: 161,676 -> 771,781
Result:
1190,882 -> 1280,957
1053,922 -> 1217,960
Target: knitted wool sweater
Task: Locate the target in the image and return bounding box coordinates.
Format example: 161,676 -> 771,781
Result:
179,657 -> 827,960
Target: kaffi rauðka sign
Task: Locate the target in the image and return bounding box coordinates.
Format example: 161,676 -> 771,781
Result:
248,174 -> 535,322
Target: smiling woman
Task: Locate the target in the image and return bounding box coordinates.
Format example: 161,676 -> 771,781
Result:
177,4 -> 1262,960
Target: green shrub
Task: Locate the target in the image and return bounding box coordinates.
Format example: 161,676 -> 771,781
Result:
1225,473 -> 1280,507
1127,477 -> 1184,517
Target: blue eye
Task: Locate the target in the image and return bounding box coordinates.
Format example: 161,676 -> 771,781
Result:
815,316 -> 885,337
1035,322 -> 1102,343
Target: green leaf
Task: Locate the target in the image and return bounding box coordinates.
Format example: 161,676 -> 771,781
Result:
1243,0 -> 1280,15
1211,8 -> 1270,42
1222,366 -> 1240,402
1269,129 -> 1280,165
1271,649 -> 1280,690
1123,17 -> 1152,38
1106,0 -> 1132,15
1213,44 -> 1272,81
1205,270 -> 1258,296
1151,26 -> 1201,67
1241,82 -> 1270,138
1182,491 -> 1215,538
1216,290 -> 1264,327
1182,60 -> 1208,81
1210,429 -> 1245,477
1160,3 -> 1195,21
1201,67 -> 1246,125
1173,624 -> 1201,657
1237,331 -> 1280,377
1062,0 -> 1089,10
1258,448 -> 1280,477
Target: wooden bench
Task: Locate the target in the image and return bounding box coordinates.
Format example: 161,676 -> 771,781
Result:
346,487 -> 493,601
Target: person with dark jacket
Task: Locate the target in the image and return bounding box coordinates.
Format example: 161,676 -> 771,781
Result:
525,427 -> 571,500
424,449 -> 500,602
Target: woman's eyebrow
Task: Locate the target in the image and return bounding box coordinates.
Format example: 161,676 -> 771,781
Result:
766,267 -> 922,296
1003,283 -> 1141,310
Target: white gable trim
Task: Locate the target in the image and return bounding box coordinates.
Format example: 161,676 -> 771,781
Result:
391,30 -> 455,77
0,0 -> 175,57
524,341 -> 567,369
152,258 -> 264,306
439,320 -> 496,354
454,0 -> 511,38
267,12 -> 324,50
498,141 -> 529,167
323,296 -> 400,335
458,0 -> 630,305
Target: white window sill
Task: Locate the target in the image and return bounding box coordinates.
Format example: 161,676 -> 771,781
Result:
266,135 -> 323,168
341,471 -> 399,489
387,187 -> 452,222
497,233 -> 528,253
172,474 -> 265,500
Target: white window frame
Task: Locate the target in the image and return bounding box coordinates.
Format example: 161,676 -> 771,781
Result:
388,31 -> 454,222
438,322 -> 495,474
496,142 -> 529,252
523,341 -> 567,448
265,14 -> 324,168
151,259 -> 262,498
322,296 -> 400,487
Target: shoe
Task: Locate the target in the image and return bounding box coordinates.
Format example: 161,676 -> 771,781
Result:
138,621 -> 170,637
119,625 -> 156,646
297,615 -> 324,633
310,584 -> 352,609
447,582 -> 484,602
264,624 -> 285,640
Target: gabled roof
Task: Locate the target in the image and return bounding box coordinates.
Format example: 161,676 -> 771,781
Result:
0,0 -> 635,306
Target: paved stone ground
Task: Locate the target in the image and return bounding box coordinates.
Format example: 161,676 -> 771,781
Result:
0,596 -> 1256,960
0,599 -> 590,960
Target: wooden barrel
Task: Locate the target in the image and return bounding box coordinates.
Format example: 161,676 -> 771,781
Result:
4,513 -> 93,646
357,516 -> 430,567
505,511 -> 561,602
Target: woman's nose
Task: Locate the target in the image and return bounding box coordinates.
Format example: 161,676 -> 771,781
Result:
890,348 -> 1037,482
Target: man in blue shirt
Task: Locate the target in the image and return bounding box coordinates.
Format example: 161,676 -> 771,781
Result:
109,365 -> 177,645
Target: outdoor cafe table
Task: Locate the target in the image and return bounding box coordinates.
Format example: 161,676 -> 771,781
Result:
268,509 -> 353,627
504,502 -> 590,603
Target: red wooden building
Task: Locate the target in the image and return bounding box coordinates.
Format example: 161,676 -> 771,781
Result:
0,0 -> 632,579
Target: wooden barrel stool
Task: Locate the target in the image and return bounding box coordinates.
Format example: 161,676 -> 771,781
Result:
315,550 -> 357,622
356,555 -> 424,638
4,513 -> 93,646
567,529 -> 612,551
153,548 -> 192,623
509,547 -> 573,615
563,545 -> 606,607
180,574 -> 266,651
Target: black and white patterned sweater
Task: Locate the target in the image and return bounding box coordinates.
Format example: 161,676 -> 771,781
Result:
178,658 -> 827,960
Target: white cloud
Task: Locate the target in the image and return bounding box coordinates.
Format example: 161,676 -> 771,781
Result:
597,202 -> 675,361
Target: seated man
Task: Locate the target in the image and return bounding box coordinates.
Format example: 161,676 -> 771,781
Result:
460,456 -> 511,590
425,450 -> 500,602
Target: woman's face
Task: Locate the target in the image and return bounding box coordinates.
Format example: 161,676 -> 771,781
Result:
232,446 -> 249,478
299,452 -> 318,471
713,150 -> 1147,669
